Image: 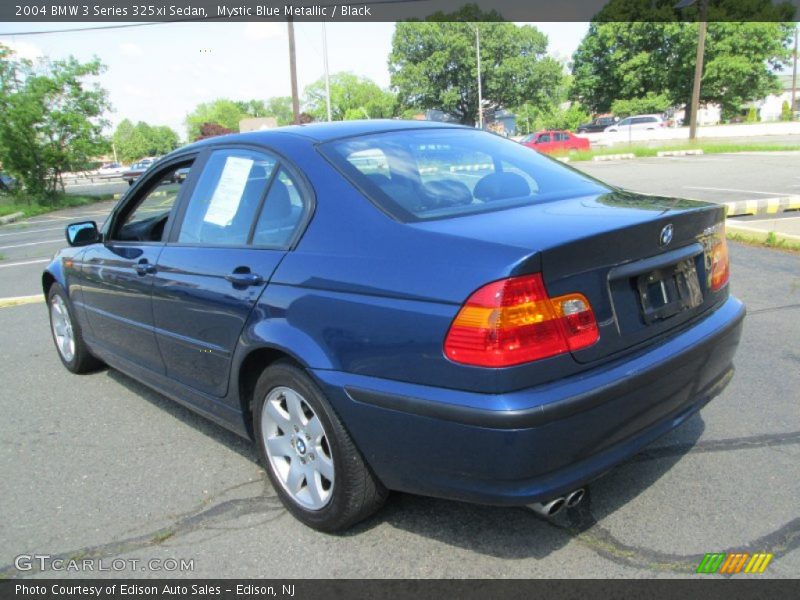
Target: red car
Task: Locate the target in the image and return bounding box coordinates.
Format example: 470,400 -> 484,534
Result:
521,130 -> 590,154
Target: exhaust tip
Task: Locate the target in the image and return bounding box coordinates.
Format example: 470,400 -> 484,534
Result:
565,488 -> 585,508
547,498 -> 566,516
527,496 -> 566,518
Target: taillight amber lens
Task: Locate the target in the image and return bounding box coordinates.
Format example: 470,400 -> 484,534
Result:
444,274 -> 599,367
709,230 -> 730,292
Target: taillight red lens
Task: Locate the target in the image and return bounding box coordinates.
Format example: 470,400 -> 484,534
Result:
444,274 -> 599,367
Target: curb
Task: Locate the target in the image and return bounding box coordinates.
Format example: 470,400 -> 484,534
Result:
723,196 -> 800,217
0,211 -> 25,226
726,220 -> 800,242
657,149 -> 704,157
592,153 -> 636,162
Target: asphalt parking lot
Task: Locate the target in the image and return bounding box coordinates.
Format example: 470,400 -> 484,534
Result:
0,153 -> 798,578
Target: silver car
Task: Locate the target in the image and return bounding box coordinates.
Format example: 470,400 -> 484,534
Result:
605,114 -> 664,132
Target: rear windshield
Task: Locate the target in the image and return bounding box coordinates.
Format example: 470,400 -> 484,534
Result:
320,128 -> 608,222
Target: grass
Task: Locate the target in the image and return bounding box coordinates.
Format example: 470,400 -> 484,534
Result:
556,141 -> 800,162
727,229 -> 800,254
0,191 -> 115,219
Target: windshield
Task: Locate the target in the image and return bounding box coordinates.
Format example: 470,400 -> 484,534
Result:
321,128 -> 608,222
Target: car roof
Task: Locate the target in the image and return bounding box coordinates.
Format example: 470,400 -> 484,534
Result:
174,119 -> 469,155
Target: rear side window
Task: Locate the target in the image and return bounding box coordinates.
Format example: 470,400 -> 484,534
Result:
321,128 -> 608,222
177,150 -> 276,245
251,168 -> 306,248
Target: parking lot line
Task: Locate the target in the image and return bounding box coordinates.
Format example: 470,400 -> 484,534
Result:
0,258 -> 50,269
686,186 -> 791,196
0,226 -> 64,238
0,238 -> 62,250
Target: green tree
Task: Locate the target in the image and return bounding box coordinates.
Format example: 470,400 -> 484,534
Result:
264,96 -> 294,126
112,119 -> 179,163
303,73 -> 396,121
235,99 -> 267,118
389,4 -> 564,125
185,99 -> 245,140
780,100 -> 793,121
611,93 -> 672,118
571,4 -> 795,123
0,44 -> 110,197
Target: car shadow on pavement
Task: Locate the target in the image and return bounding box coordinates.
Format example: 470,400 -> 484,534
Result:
105,369 -> 260,464
344,416 -> 707,559
105,366 -> 706,561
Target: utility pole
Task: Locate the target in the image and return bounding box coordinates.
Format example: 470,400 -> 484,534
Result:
792,26 -> 798,121
688,3 -> 708,140
322,22 -> 333,122
288,18 -> 300,124
676,0 -> 709,140
474,25 -> 483,129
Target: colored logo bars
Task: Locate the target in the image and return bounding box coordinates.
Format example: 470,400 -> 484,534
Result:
696,552 -> 773,574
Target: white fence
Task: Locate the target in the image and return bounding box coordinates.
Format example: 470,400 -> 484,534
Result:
584,121 -> 800,147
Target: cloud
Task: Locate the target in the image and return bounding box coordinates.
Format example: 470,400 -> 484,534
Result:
119,42 -> 144,57
243,23 -> 283,41
0,39 -> 44,60
122,84 -> 153,99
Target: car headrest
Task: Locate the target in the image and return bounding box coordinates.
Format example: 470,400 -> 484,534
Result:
423,179 -> 473,208
473,172 -> 531,202
365,173 -> 392,188
262,179 -> 292,221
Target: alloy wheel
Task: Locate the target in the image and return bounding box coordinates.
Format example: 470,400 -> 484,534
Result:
260,386 -> 334,510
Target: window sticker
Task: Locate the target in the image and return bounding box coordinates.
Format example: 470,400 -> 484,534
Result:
203,156 -> 253,226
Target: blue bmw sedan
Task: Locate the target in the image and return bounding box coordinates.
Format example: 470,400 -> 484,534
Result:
44,121 -> 744,531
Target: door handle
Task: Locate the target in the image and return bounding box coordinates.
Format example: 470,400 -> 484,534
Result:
225,271 -> 264,287
134,259 -> 156,276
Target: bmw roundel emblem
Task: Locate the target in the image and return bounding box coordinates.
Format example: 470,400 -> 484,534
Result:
659,224 -> 674,247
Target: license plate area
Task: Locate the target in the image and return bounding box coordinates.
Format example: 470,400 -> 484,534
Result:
637,258 -> 703,324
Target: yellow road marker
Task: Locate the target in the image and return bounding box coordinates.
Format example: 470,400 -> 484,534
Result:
0,294 -> 44,308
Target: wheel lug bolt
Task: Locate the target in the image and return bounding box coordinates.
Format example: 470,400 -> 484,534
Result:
293,425 -> 299,432
305,433 -> 311,441
300,457 -> 306,464
309,453 -> 315,460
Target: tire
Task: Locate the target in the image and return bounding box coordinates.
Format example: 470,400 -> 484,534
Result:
47,283 -> 104,374
253,360 -> 387,532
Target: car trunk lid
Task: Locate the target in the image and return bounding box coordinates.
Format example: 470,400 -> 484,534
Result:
413,190 -> 727,364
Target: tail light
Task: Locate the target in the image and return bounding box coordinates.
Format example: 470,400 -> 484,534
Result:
444,273 -> 599,367
708,225 -> 730,292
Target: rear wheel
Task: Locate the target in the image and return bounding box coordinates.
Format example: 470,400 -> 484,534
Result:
254,360 -> 387,531
47,284 -> 103,373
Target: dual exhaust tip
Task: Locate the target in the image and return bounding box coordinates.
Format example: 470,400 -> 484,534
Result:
527,488 -> 585,518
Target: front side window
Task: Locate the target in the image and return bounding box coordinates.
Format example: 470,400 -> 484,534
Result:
112,162 -> 193,242
321,128 -> 608,221
177,150 -> 276,245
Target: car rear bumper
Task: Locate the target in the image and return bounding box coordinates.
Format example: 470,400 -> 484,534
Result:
311,295 -> 745,506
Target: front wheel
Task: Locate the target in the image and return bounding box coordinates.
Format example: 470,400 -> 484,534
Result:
254,360 -> 387,532
47,284 -> 104,373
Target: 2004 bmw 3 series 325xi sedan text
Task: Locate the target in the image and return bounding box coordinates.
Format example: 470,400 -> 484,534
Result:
44,121 -> 744,531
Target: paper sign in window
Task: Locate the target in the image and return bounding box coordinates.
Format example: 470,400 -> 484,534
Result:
203,156 -> 253,226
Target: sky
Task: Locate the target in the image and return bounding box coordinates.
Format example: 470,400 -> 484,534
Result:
0,21 -> 590,140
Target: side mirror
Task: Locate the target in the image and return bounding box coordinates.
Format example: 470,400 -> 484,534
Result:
66,221 -> 100,247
